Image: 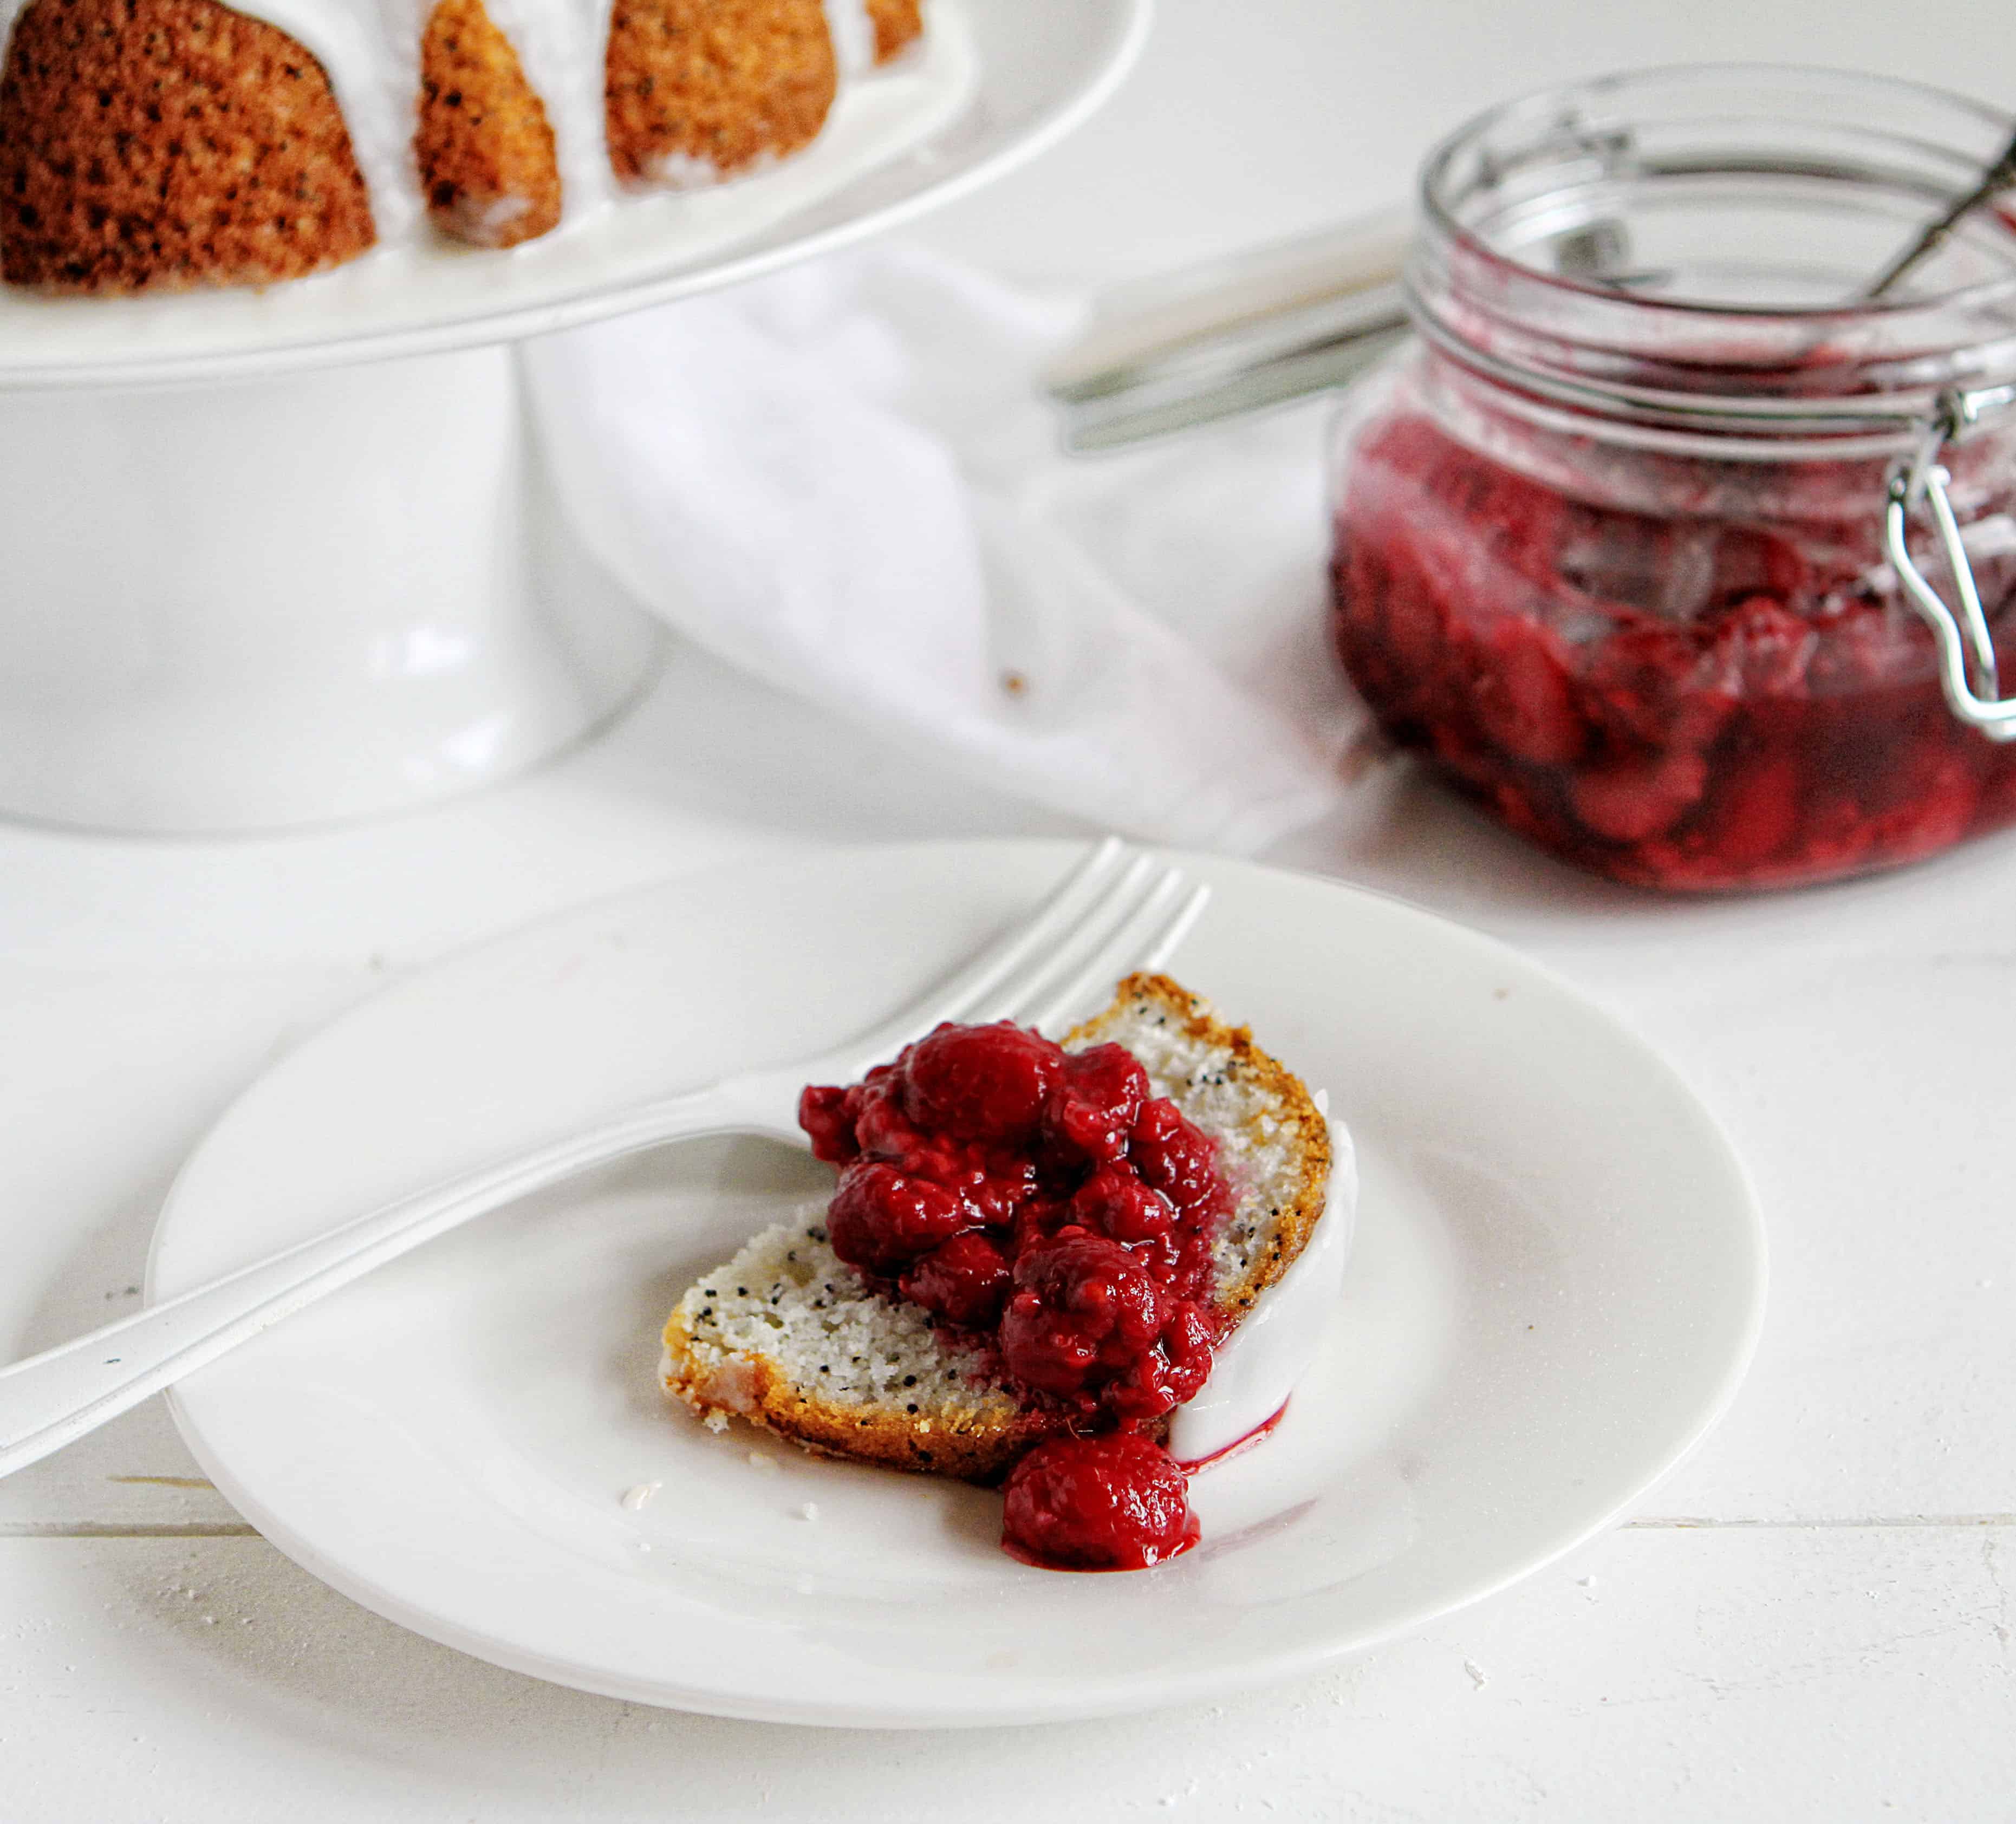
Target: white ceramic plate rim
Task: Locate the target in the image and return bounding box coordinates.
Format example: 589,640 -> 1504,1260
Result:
151,844 -> 1768,1727
0,0 -> 1149,390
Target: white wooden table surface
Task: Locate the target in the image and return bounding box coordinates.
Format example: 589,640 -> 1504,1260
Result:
5,2 -> 2015,1817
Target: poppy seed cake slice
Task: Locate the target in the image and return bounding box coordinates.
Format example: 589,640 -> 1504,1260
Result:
659,973 -> 1334,1483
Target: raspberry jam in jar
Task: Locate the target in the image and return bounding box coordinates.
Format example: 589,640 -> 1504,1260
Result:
1329,67 -> 2016,890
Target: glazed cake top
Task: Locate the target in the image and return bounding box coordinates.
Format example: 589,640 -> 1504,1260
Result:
0,0 -> 883,246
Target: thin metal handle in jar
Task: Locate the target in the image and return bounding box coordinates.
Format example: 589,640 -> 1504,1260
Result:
1885,383 -> 2016,741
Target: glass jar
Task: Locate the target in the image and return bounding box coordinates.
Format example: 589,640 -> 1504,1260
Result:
1328,66 -> 2016,890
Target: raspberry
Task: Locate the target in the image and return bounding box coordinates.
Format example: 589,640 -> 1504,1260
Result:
901,1021 -> 1061,1143
1692,752 -> 1802,876
1128,1098 -> 1223,1219
1045,1044 -> 1149,1165
1159,1299 -> 1217,1406
1380,565 -> 1447,682
1570,748 -> 1709,844
826,1161 -> 971,1275
1582,619 -> 1729,753
796,1084 -> 857,1164
1708,595 -> 1815,698
1472,619 -> 1588,764
1491,778 -> 1553,845
900,1231 -> 1013,1330
999,1232 -> 1163,1398
1708,525 -> 1810,607
1863,740 -> 1982,863
1001,1432 -> 1197,1571
1069,1166 -> 1175,1242
851,1085 -> 925,1162
1806,596 -> 1917,696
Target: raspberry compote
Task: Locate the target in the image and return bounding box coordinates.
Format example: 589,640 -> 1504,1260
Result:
798,1019 -> 1233,1571
1330,409 -> 2016,889
1332,64 -> 2016,891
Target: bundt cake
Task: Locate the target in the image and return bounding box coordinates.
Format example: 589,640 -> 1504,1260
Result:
0,0 -> 926,290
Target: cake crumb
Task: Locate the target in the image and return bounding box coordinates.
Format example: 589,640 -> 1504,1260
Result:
620,1481 -> 662,1511
747,1452 -> 779,1474
797,1501 -> 820,1522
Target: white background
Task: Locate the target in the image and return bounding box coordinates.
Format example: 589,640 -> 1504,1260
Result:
3,1 -> 2015,1818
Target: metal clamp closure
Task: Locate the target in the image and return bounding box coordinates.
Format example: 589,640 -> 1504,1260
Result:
1885,382 -> 2016,740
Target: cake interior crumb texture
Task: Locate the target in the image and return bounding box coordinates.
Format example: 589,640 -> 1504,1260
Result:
665,1212 -> 1014,1420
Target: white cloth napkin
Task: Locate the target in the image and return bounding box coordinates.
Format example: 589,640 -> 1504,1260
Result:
523,245 -> 1364,853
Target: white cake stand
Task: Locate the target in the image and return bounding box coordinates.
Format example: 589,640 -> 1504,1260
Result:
0,0 -> 1147,832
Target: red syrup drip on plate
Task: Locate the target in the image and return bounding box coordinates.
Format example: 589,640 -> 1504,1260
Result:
1172,1397 -> 1290,1474
798,1018 -> 1237,1571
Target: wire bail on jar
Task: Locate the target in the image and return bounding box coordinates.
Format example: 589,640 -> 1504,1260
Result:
1887,382 -> 2016,740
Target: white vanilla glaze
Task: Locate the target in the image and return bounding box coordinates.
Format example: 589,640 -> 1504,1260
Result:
824,0 -> 874,76
0,0 -> 881,247
1167,1113 -> 1358,1468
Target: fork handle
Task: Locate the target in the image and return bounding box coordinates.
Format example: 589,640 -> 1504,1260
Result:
0,1079 -> 773,1482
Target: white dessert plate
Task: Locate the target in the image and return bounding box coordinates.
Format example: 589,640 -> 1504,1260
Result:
0,0 -> 1146,387
149,843 -> 1766,1728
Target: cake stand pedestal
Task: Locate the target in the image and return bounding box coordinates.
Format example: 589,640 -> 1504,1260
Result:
0,0 -> 1146,832
0,347 -> 657,831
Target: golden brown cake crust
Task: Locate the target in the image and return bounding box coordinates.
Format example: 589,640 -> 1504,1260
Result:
863,0 -> 921,62
416,0 -> 561,249
0,0 -> 374,291
603,0 -> 836,185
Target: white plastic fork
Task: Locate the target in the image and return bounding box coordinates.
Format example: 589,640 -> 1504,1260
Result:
0,839 -> 1209,1481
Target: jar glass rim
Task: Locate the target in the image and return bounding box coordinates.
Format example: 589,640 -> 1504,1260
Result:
1409,63 -> 2016,441
1418,61 -> 2016,324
